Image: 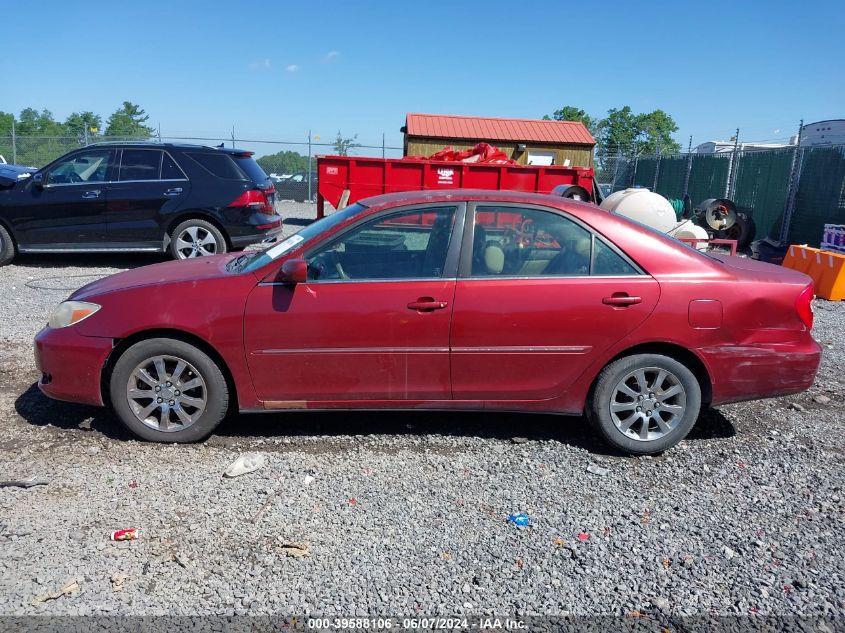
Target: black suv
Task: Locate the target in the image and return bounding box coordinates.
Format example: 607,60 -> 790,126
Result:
0,142 -> 282,266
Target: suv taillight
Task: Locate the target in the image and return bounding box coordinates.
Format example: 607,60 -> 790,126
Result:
229,189 -> 275,214
795,283 -> 814,330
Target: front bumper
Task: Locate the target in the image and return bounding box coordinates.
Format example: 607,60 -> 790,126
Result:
34,326 -> 114,406
699,336 -> 822,405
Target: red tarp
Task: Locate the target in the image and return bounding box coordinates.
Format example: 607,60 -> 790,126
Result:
406,142 -> 517,165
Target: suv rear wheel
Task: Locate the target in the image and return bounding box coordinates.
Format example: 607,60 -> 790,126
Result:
587,353 -> 701,455
170,219 -> 227,260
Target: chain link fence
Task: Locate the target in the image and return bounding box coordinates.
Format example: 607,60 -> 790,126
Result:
4,132 -> 844,247
0,132 -> 404,172
596,145 -> 845,246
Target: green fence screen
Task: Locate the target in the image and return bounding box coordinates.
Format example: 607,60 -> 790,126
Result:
789,146 -> 845,246
732,149 -> 793,239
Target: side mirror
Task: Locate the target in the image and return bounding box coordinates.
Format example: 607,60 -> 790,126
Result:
32,172 -> 44,189
278,258 -> 307,284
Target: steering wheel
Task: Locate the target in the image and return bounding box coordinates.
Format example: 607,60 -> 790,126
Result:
310,251 -> 350,280
67,172 -> 83,183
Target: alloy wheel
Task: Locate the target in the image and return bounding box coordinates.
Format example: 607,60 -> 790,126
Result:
175,225 -> 218,259
609,366 -> 687,442
125,355 -> 207,432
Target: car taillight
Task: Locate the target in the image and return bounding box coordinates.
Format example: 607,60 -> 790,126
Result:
229,189 -> 275,214
795,283 -> 814,330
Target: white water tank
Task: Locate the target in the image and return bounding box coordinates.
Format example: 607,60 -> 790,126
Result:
600,188 -> 677,233
669,219 -> 710,250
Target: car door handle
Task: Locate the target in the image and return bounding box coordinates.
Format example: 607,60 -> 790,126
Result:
164,187 -> 183,196
407,297 -> 449,312
603,293 -> 642,307
81,190 -> 101,199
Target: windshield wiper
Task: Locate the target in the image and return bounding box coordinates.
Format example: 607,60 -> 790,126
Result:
226,253 -> 252,272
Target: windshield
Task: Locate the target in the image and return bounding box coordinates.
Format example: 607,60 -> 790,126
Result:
239,203 -> 367,273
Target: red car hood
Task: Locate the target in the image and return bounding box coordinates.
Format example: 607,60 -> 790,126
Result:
71,254 -> 236,300
711,254 -> 812,285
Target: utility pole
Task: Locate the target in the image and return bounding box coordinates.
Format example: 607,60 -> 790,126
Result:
725,127 -> 740,198
780,119 -> 805,244
11,119 -> 16,164
307,130 -> 312,202
231,126 -> 236,149
683,135 -> 693,198
382,133 -> 385,160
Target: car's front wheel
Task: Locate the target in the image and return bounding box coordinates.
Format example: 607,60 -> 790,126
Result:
169,219 -> 227,260
109,338 -> 229,442
587,353 -> 701,455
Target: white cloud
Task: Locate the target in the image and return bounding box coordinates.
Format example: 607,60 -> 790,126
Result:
285,64 -> 300,72
773,128 -> 781,134
249,58 -> 272,70
324,51 -> 340,63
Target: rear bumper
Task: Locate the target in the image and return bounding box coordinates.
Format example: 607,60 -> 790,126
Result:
228,217 -> 284,248
34,326 -> 113,406
699,337 -> 822,405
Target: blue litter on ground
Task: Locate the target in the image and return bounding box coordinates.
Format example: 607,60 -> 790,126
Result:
507,513 -> 530,527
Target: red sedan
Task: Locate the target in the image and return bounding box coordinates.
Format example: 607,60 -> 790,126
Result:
34,190 -> 821,454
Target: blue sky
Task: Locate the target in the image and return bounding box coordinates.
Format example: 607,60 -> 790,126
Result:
3,0 -> 843,154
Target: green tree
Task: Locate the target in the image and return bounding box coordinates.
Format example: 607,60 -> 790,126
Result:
16,108 -> 67,136
0,111 -> 13,136
592,106 -> 681,155
635,109 -> 681,154
256,150 -> 309,175
543,106 -> 597,136
104,101 -> 154,138
332,130 -> 359,156
65,111 -> 103,142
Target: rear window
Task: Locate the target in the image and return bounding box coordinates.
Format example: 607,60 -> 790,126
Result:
233,155 -> 269,184
184,152 -> 246,180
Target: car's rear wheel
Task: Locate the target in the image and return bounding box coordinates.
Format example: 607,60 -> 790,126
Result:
109,338 -> 229,442
169,219 -> 227,260
587,353 -> 701,455
0,224 -> 15,266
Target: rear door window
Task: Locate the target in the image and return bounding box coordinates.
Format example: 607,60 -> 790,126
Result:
161,152 -> 187,180
185,152 -> 246,180
118,149 -> 163,181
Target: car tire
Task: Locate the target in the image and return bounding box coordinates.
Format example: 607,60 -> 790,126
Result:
587,353 -> 701,455
0,224 -> 15,266
169,219 -> 227,260
109,338 -> 229,443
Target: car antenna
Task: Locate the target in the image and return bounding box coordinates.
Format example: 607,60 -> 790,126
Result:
216,142 -> 225,149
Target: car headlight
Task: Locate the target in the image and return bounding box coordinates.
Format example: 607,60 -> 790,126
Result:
48,301 -> 101,329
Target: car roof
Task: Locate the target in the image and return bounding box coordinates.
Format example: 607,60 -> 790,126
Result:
361,188 -> 601,217
84,141 -> 253,155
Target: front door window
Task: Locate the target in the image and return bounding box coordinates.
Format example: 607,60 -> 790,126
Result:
46,150 -> 113,185
306,207 -> 457,281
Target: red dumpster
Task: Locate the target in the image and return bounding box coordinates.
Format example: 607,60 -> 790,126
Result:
316,155 -> 594,218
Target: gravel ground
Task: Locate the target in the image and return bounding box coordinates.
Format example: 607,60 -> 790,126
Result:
0,206 -> 843,621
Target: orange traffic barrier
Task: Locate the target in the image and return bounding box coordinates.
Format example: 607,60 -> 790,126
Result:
816,251 -> 845,301
794,246 -> 820,275
809,251 -> 827,287
781,245 -> 801,270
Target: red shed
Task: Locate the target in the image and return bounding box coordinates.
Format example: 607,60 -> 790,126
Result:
403,113 -> 596,167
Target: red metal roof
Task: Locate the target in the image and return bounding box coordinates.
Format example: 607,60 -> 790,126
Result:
406,113 -> 596,146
